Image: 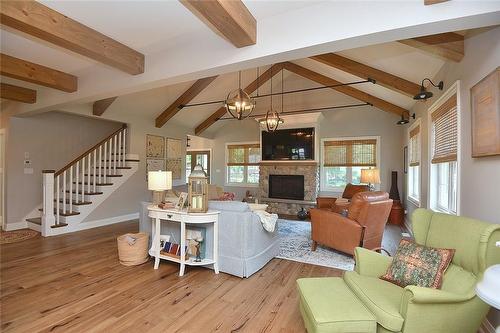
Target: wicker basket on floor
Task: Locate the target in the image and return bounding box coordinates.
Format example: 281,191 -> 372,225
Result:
117,232 -> 149,266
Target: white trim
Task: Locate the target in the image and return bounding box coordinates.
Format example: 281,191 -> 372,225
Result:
78,213 -> 139,231
427,81 -> 461,215
407,118 -> 421,206
320,135 -> 381,192
225,141 -> 260,187
186,148 -> 213,183
4,221 -> 28,231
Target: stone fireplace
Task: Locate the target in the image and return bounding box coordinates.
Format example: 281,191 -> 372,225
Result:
259,162 -> 319,215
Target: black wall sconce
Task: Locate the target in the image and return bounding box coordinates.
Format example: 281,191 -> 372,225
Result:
414,78 -> 444,101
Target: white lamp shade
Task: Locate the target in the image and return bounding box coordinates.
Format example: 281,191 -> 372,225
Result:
148,171 -> 172,191
361,168 -> 381,184
476,264 -> 500,309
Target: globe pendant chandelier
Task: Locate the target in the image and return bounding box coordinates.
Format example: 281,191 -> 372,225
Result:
225,71 -> 255,120
260,68 -> 284,132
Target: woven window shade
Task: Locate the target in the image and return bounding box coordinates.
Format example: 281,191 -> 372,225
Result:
324,139 -> 377,167
227,144 -> 260,166
432,94 -> 458,164
409,125 -> 420,166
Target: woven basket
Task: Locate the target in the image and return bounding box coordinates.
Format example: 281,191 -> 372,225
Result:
117,232 -> 149,266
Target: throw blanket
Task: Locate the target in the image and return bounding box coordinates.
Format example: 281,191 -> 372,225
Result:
254,210 -> 278,232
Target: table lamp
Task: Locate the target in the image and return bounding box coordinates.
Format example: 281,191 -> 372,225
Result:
476,242 -> 500,331
361,168 -> 380,191
148,170 -> 172,205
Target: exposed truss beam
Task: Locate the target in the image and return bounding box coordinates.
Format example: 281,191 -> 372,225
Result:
284,62 -> 408,116
93,97 -> 117,116
0,83 -> 36,103
156,76 -> 218,128
0,1 -> 145,74
180,0 -> 256,48
0,53 -> 77,92
424,0 -> 449,5
310,53 -> 421,97
195,63 -> 284,135
399,32 -> 464,62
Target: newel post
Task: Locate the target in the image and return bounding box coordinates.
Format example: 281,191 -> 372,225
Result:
42,170 -> 55,236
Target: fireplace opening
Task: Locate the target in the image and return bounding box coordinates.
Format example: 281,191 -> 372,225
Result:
269,175 -> 305,201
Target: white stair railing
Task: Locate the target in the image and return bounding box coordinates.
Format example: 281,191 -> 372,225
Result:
41,125 -> 127,233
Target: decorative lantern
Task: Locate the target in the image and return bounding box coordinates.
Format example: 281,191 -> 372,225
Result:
188,164 -> 208,213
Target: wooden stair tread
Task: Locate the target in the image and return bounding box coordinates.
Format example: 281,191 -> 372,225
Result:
56,200 -> 92,206
83,174 -> 122,177
101,159 -> 139,162
66,191 -> 103,195
51,223 -> 68,228
37,209 -> 80,216
97,166 -> 131,169
26,217 -> 41,225
73,182 -> 113,186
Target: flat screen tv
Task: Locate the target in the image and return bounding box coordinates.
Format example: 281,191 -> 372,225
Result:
261,127 -> 315,160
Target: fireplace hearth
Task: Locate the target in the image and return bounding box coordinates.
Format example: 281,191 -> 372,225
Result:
269,175 -> 304,201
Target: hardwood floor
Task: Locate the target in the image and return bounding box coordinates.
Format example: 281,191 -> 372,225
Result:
0,221 -> 342,333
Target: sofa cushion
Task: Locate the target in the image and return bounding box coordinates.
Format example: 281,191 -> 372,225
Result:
380,238 -> 455,289
343,271 -> 404,332
208,201 -> 250,212
297,277 -> 376,333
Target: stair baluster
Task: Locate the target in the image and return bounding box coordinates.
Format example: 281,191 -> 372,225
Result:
93,149 -> 97,193
76,161 -> 79,204
69,167 -> 73,213
122,128 -> 126,167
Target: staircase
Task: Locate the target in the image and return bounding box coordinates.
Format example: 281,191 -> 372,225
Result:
26,124 -> 139,236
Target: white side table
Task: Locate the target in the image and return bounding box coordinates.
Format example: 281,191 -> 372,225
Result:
147,205 -> 220,276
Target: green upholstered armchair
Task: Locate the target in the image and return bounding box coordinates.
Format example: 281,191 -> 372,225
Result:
346,208 -> 500,333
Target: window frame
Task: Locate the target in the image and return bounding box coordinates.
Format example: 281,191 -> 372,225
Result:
407,119 -> 421,207
320,136 -> 381,193
427,81 -> 461,215
225,141 -> 260,187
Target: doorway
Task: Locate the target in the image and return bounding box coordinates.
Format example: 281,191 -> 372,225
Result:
186,150 -> 211,183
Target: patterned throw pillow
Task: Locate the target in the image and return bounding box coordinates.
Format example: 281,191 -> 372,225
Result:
218,192 -> 235,201
380,238 -> 455,289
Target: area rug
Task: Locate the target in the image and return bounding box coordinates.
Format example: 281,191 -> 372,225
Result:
276,219 -> 354,271
0,229 -> 39,244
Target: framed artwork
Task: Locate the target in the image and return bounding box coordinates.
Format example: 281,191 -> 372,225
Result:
166,158 -> 182,180
166,138 -> 182,159
403,146 -> 408,174
175,192 -> 188,210
146,135 -> 165,158
146,159 -> 165,178
471,67 -> 500,157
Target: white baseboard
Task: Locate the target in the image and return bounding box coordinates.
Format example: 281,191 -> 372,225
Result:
5,221 -> 28,231
79,213 -> 139,231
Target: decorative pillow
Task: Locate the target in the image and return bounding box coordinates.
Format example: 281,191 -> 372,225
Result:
380,238 -> 455,289
218,192 -> 235,201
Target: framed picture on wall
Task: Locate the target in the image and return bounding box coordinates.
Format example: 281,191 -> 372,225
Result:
146,134 -> 165,158
471,67 -> 500,157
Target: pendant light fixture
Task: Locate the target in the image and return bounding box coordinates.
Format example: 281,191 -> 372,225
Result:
413,78 -> 444,101
225,70 -> 255,120
260,67 -> 284,132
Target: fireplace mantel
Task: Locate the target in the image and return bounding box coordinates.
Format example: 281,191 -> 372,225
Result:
259,161 -> 318,166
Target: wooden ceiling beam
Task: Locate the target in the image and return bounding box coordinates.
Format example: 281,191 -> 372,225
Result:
310,53 -> 421,97
424,0 -> 449,5
195,63 -> 284,135
180,0 -> 256,48
93,97 -> 118,116
156,76 -> 218,128
399,32 -> 464,62
0,1 -> 144,75
0,53 -> 77,92
0,83 -> 36,103
284,62 -> 408,116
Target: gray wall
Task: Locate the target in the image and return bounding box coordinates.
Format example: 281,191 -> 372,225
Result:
5,111 -> 122,225
404,27 -> 500,327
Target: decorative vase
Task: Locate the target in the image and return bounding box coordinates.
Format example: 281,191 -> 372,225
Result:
297,208 -> 308,220
389,171 -> 400,201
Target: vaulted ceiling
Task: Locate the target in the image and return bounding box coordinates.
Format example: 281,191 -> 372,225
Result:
1,0 -> 499,136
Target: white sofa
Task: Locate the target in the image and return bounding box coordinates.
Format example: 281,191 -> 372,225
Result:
139,201 -> 280,278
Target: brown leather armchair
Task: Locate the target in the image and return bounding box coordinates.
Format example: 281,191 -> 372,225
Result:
310,191 -> 393,256
316,183 -> 370,213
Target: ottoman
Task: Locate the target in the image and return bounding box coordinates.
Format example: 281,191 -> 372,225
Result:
297,277 -> 376,333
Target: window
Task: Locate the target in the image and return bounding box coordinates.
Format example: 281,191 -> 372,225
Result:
408,121 -> 421,205
186,150 -> 210,183
429,88 -> 459,214
226,143 -> 260,186
321,137 -> 379,191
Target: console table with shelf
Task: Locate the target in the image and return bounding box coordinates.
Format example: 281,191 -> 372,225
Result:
147,205 -> 220,276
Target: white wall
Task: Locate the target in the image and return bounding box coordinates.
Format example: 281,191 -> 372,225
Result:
404,26 -> 500,327
5,111 -> 122,225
